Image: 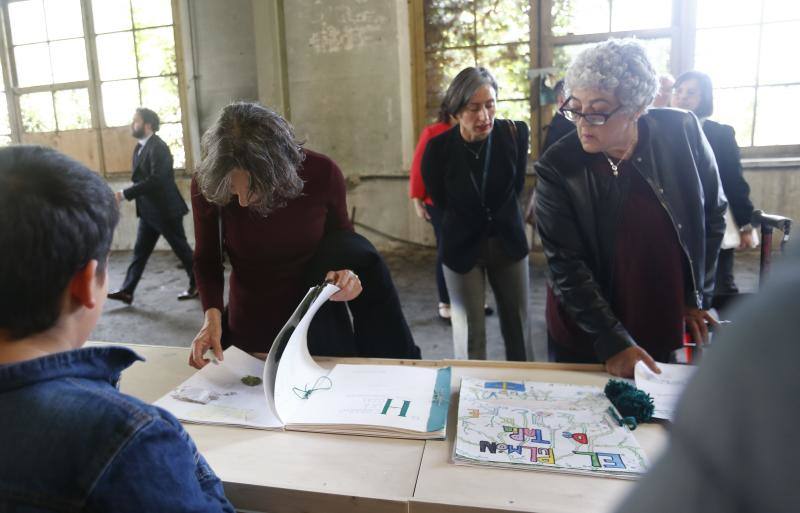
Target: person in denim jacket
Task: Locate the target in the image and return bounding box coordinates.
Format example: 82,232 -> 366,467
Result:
0,146 -> 235,513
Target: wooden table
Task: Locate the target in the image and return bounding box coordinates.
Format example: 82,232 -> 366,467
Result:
94,342 -> 667,513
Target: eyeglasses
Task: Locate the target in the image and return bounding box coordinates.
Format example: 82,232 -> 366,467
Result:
559,97 -> 623,126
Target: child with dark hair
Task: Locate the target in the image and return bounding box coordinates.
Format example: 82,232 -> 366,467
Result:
0,146 -> 234,512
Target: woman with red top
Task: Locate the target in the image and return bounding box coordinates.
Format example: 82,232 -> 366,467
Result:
188,102 -> 364,368
409,103 -> 453,321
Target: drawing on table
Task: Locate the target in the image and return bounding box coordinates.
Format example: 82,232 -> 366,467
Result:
634,360 -> 696,420
454,377 -> 649,478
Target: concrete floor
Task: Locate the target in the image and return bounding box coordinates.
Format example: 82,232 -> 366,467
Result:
92,247 -> 761,361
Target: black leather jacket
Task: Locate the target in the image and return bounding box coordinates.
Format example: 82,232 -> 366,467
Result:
534,108 -> 727,360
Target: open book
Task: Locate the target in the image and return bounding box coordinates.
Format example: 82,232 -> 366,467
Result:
154,284 -> 451,439
453,378 -> 649,479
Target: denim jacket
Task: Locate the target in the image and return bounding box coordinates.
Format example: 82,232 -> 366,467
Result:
0,346 -> 235,513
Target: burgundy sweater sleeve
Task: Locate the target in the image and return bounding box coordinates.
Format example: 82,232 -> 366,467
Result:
190,178 -> 225,312
409,126 -> 432,200
325,158 -> 354,232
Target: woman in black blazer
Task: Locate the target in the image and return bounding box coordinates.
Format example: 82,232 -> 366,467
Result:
672,71 -> 755,295
422,67 -> 531,361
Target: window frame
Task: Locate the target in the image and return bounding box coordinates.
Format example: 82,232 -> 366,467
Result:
0,0 -> 194,175
410,0 -> 800,160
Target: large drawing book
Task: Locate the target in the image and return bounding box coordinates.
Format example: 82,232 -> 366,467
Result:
155,284 -> 451,439
453,378 -> 649,478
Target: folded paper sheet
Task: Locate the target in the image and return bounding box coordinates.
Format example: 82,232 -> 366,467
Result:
634,360 -> 696,421
453,378 -> 649,478
155,284 -> 450,439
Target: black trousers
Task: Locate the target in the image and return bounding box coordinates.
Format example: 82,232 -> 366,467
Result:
714,248 -> 738,295
120,216 -> 195,294
425,203 -> 450,305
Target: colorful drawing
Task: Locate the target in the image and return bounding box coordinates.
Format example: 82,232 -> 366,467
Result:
454,378 -> 649,478
485,381 -> 525,392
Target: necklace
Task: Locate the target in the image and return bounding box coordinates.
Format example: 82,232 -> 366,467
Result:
463,138 -> 488,160
602,134 -> 638,177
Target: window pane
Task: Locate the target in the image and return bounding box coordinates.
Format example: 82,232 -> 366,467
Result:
638,38 -> 671,76
50,39 -> 89,83
96,32 -> 137,80
496,100 -> 530,131
477,44 -> 529,101
54,89 -> 92,130
696,0 -> 762,28
695,26 -> 759,87
131,0 -> 173,28
424,2 -> 476,50
476,0 -> 529,46
158,122 -> 185,168
140,76 -> 180,123
92,0 -> 132,33
763,0 -> 800,22
0,97 -> 10,135
714,87 -> 755,147
0,136 -> 11,146
102,79 -> 140,126
551,0 -> 610,37
44,0 -> 84,40
20,92 -> 56,132
611,0 -> 671,31
759,22 -> 800,85
425,48 -> 475,121
552,43 -> 593,72
8,0 -> 47,45
15,44 -> 53,87
754,85 -> 800,146
135,27 -> 177,76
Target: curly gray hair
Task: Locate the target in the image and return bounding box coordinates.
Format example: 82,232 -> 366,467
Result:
195,102 -> 305,217
564,39 -> 658,113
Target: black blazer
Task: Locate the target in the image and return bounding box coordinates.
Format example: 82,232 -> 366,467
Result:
123,134 -> 188,225
702,120 -> 753,227
542,112 -> 575,153
422,120 -> 529,273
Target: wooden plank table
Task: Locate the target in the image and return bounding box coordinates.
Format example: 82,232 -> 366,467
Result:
92,342 -> 667,513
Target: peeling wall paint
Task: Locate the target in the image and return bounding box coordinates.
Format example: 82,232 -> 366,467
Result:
308,5 -> 389,54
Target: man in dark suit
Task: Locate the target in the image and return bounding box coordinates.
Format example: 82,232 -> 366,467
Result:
108,108 -> 197,304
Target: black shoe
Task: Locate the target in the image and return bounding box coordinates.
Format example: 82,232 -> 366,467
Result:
484,305 -> 494,316
178,287 -> 199,300
107,290 -> 133,305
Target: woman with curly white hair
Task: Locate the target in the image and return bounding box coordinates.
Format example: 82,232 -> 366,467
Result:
534,39 -> 727,377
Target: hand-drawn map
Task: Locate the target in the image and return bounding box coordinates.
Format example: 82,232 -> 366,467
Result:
454,378 -> 649,479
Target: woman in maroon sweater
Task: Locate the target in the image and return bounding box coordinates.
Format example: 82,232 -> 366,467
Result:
188,102 -> 362,368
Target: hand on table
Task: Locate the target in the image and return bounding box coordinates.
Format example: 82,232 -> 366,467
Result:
326,269 -> 362,302
189,308 -> 223,369
685,307 -> 717,346
605,346 -> 660,378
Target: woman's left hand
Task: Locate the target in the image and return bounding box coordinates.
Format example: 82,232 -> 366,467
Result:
326,269 -> 363,302
685,307 -> 717,345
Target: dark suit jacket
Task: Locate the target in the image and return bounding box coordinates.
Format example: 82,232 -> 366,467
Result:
123,134 -> 188,225
702,120 -> 753,227
421,120 -> 530,273
542,112 -> 575,153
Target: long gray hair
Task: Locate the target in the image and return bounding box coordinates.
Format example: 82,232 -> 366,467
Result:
195,102 -> 305,216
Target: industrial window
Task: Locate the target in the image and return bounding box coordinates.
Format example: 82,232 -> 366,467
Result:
0,0 -> 189,173
412,0 -> 800,156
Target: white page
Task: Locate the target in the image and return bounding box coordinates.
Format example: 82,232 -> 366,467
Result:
634,361 -> 697,420
271,283 -> 339,424
287,364 -> 439,431
154,346 -> 282,429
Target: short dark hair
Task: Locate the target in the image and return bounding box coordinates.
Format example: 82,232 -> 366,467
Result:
0,146 -> 119,340
674,71 -> 714,118
442,67 -> 499,117
136,107 -> 160,132
196,102 -> 305,217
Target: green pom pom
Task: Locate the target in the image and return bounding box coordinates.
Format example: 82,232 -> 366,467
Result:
604,379 -> 655,423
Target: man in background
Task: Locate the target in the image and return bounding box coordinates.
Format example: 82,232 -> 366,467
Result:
108,107 -> 197,304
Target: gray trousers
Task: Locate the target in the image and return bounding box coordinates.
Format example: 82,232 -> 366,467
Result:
443,238 -> 531,361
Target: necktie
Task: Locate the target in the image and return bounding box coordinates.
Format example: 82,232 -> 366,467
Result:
132,142 -> 143,170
